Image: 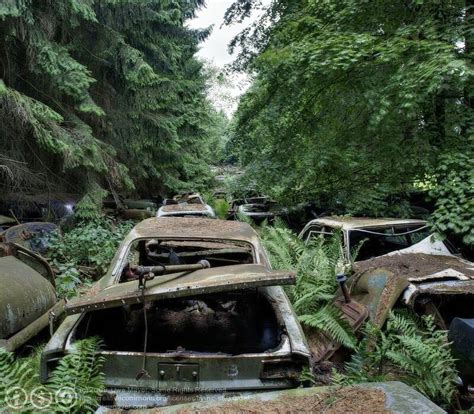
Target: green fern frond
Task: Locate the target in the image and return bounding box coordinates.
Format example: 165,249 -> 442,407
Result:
299,304 -> 356,349
47,337 -> 105,413
260,221 -> 355,348
336,311 -> 458,407
0,338 -> 104,413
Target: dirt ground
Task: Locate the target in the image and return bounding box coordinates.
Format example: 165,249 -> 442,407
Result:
354,253 -> 474,280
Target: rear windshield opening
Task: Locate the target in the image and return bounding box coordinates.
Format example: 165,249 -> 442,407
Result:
350,225 -> 431,261
120,239 -> 254,283
73,290 -> 282,355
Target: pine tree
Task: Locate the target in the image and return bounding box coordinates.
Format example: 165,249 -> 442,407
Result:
0,0 -> 219,199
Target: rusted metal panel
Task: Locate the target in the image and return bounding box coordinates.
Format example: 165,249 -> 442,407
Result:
306,298 -> 368,362
120,209 -> 154,220
161,204 -> 208,213
157,204 -> 216,218
264,286 -> 311,358
1,222 -> 58,253
65,264 -> 296,315
8,242 -> 56,285
302,217 -> 427,231
355,252 -> 474,281
0,300 -> 64,351
160,240 -> 250,250
129,218 -> 259,243
0,255 -> 57,338
90,349 -> 296,392
40,313 -> 82,382
349,269 -> 409,327
403,280 -> 474,307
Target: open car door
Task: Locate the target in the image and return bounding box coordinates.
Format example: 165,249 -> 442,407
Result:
65,264 -> 295,315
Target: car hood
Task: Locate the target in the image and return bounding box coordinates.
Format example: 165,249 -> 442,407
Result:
65,264 -> 295,315
350,236 -> 474,326
355,235 -> 474,283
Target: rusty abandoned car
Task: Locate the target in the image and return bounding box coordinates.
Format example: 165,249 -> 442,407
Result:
41,218 -> 310,407
300,217 -> 474,389
157,193 -> 216,218
1,221 -> 59,254
0,242 -> 64,351
103,197 -> 158,220
227,196 -> 281,222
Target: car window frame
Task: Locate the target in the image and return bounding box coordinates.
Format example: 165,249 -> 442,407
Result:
112,236 -> 259,284
347,224 -> 430,261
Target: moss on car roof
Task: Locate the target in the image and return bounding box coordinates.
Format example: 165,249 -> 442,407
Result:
160,204 -> 208,213
131,217 -> 258,242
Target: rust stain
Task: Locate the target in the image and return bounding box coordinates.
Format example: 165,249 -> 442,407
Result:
354,253 -> 474,280
161,204 -> 209,213
132,218 -> 258,242
160,240 -> 251,250
65,264 -> 296,315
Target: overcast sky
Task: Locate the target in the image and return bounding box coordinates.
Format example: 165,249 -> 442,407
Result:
187,0 -> 272,114
188,0 -> 271,66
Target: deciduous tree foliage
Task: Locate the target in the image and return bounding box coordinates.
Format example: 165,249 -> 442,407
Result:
227,0 -> 474,244
0,0 -> 221,197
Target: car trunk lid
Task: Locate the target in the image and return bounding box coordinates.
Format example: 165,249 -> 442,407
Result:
65,264 -> 295,315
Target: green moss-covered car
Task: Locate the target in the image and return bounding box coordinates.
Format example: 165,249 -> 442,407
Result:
41,218 -> 310,408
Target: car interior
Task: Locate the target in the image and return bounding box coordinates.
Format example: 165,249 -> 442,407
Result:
73,290 -> 283,355
119,238 -> 255,283
71,234 -> 286,355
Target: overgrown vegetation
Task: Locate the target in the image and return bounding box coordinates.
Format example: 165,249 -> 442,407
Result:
260,220 -> 459,407
203,193 -> 231,219
260,221 -> 355,349
0,0 -> 226,199
225,0 -> 474,245
333,311 -> 458,407
212,198 -> 231,219
48,219 -> 134,298
0,338 -> 104,413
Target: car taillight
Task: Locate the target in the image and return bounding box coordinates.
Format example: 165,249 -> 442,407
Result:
260,359 -> 302,380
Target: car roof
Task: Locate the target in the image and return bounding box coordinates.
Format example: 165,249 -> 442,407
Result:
129,217 -> 259,243
304,216 -> 427,230
160,204 -> 209,213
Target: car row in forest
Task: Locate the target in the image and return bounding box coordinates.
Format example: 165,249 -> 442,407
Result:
1,191 -> 473,410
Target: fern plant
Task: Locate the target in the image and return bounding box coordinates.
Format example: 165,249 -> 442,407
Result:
333,311 -> 458,407
0,338 -> 104,413
0,347 -> 39,408
260,220 -> 355,348
47,338 -> 105,413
